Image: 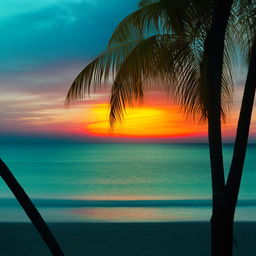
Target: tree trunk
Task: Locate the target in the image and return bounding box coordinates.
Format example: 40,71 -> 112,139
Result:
225,44 -> 256,213
202,0 -> 233,255
207,15 -> 256,256
0,159 -> 64,256
211,43 -> 256,255
211,212 -> 233,256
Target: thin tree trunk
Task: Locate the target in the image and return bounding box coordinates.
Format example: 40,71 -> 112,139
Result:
211,47 -> 256,256
203,0 -> 233,255
205,0 -> 233,199
0,159 -> 64,256
226,46 -> 256,207
225,43 -> 256,227
211,215 -> 233,255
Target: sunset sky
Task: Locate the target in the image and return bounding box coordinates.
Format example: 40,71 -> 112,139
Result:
0,0 -> 255,143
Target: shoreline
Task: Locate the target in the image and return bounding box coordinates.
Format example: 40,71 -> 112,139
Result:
0,222 -> 255,255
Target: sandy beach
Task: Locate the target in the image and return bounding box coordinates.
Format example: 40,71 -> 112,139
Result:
0,222 -> 255,255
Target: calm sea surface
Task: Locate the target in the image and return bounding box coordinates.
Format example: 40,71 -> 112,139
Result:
0,143 -> 255,222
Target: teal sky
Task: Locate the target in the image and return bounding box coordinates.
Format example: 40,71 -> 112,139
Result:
0,0 -> 137,77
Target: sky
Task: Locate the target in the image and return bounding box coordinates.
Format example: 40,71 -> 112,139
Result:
0,0 -> 255,143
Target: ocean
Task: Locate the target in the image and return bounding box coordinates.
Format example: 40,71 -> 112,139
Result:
0,143 -> 255,222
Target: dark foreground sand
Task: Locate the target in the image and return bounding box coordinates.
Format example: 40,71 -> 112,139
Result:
0,222 -> 255,256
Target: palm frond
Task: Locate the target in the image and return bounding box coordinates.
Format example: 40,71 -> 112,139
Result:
66,40 -> 143,104
108,0 -> 211,48
138,0 -> 159,8
108,2 -> 168,47
109,34 -> 169,124
109,34 -> 206,125
232,0 -> 256,62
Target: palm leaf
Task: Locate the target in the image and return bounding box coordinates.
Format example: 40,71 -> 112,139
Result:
66,40 -> 144,104
138,0 -> 159,8
109,34 -> 204,125
108,0 -> 211,48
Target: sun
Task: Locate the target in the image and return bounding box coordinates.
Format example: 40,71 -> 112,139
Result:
85,103 -> 206,138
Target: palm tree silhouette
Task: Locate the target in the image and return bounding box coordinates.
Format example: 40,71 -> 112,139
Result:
66,0 -> 256,255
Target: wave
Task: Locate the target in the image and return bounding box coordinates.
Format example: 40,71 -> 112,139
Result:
0,198 -> 256,208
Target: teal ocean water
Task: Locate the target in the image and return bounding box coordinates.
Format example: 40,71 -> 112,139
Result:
0,143 -> 255,222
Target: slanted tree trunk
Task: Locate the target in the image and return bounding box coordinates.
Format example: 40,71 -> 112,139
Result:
0,159 -> 64,256
224,42 -> 256,246
211,46 -> 256,255
202,0 -> 234,255
226,44 -> 256,211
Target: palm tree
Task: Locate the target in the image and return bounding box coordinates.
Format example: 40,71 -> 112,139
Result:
0,160 -> 64,255
66,0 -> 256,255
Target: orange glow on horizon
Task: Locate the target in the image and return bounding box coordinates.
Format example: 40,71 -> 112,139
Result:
85,103 -> 208,138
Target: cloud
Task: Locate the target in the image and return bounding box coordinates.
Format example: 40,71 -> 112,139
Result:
0,78 -> 111,135
0,0 -> 138,74
0,0 -> 138,107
